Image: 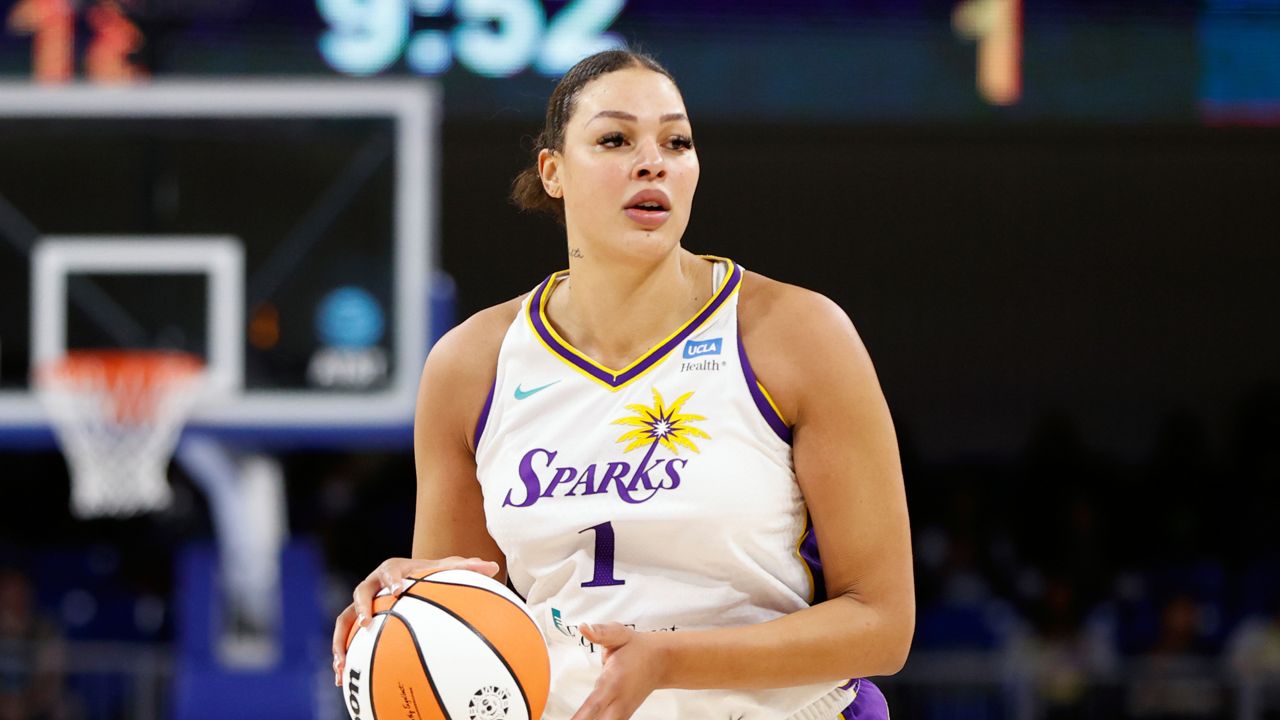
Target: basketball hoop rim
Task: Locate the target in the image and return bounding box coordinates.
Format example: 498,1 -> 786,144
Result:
35,349 -> 206,383
35,349 -> 207,427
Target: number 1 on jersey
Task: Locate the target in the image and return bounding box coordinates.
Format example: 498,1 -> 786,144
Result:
579,521 -> 625,588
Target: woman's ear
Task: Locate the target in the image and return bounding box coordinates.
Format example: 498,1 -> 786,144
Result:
538,148 -> 562,199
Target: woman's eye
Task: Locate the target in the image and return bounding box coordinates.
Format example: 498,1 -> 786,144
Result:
670,135 -> 694,150
597,132 -> 625,148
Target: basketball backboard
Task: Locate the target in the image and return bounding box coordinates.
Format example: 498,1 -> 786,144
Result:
0,81 -> 442,448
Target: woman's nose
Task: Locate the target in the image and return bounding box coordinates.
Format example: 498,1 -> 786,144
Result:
631,142 -> 666,180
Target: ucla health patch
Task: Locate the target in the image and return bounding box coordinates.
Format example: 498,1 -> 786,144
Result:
682,337 -> 722,359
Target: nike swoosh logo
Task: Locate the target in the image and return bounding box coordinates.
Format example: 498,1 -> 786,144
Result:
514,380 -> 561,400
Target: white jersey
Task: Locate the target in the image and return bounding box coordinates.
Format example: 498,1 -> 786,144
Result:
475,259 -> 865,719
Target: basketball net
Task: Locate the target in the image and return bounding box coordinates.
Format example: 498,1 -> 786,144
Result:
36,350 -> 206,519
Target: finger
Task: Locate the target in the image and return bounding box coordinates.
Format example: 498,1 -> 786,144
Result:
388,556 -> 500,588
607,699 -> 639,720
425,556 -> 501,578
351,576 -> 384,627
331,603 -> 356,655
379,557 -> 426,596
579,622 -> 628,648
593,698 -> 624,720
379,567 -> 408,596
331,603 -> 356,685
568,692 -> 603,720
357,556 -> 501,625
460,557 -> 502,577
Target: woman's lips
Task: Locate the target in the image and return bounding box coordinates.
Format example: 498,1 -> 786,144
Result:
624,207 -> 671,227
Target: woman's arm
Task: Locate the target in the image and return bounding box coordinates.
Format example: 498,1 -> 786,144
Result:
409,301 -> 519,579
656,278 -> 915,685
333,299 -> 520,682
570,277 -> 913,718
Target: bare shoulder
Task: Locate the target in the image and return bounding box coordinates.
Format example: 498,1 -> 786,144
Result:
418,295 -> 524,448
427,295 -> 524,377
738,270 -> 856,340
737,270 -> 872,424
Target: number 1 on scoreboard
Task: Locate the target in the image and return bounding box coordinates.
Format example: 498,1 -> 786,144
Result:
953,0 -> 1022,106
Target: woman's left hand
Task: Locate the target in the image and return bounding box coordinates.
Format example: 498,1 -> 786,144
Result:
569,622 -> 666,720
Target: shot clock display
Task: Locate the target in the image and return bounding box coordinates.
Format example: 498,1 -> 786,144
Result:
318,0 -> 624,77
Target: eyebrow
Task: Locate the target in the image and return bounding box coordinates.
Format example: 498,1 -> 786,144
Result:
590,110 -> 688,123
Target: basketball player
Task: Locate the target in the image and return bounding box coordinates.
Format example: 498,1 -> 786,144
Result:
333,50 -> 914,720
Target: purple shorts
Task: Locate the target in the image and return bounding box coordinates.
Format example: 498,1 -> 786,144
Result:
840,679 -> 889,720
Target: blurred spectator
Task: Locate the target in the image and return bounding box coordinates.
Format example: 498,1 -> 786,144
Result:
1009,576 -> 1118,719
915,530 -> 1009,652
1125,593 -> 1224,719
0,568 -> 68,720
1229,601 -> 1280,678
1151,594 -> 1210,657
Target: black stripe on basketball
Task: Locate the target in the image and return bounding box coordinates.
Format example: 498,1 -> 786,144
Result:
420,578 -> 534,619
367,613 -> 390,720
396,592 -> 531,720
380,608 -> 453,720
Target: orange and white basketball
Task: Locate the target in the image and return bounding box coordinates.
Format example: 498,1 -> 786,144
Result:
342,569 -> 550,720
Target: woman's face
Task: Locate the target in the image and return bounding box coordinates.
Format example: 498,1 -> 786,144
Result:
540,67 -> 699,262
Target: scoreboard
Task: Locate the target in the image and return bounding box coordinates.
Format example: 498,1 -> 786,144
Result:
2,0 -> 1279,124
317,0 -> 626,78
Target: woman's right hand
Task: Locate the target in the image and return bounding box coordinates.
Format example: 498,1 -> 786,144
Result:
331,555 -> 501,686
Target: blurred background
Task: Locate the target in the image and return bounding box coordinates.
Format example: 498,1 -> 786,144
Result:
2,0 -> 1280,718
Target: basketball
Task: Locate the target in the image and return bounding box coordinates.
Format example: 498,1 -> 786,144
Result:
342,569 -> 550,720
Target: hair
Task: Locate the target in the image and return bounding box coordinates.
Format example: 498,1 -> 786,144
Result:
510,49 -> 678,224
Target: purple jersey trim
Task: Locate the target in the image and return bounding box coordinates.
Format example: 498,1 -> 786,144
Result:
798,512 -> 828,603
473,380 -> 495,451
840,678 -> 888,720
528,262 -> 743,388
803,516 -> 888,720
736,329 -> 793,444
